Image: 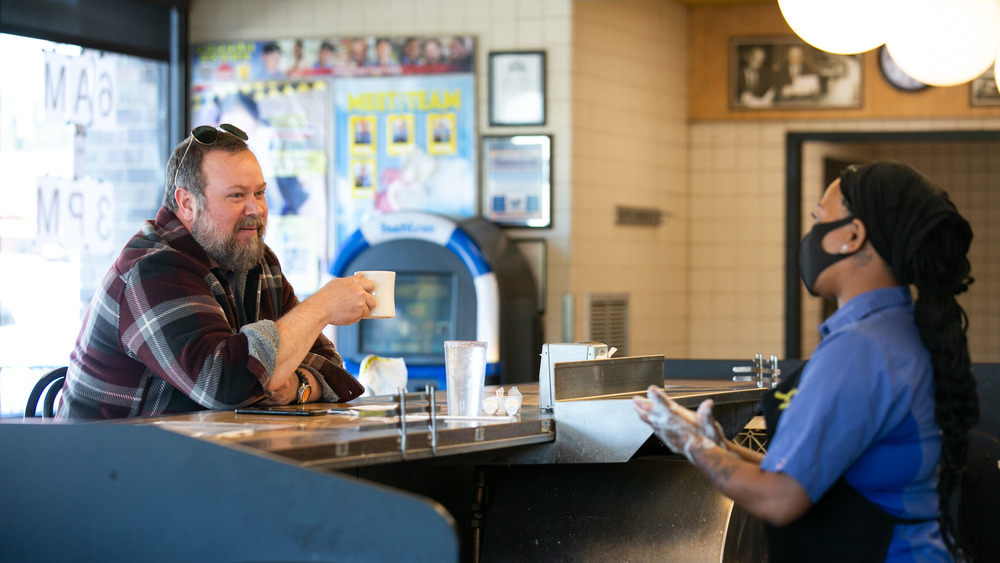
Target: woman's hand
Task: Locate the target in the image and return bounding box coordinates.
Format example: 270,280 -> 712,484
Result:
633,385 -> 718,462
696,398 -> 729,449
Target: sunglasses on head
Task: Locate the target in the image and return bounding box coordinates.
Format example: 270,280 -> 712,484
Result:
173,123 -> 249,188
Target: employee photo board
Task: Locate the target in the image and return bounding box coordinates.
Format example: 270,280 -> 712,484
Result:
191,36 -> 479,276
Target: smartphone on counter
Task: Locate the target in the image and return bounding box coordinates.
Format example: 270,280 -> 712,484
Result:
234,405 -> 328,416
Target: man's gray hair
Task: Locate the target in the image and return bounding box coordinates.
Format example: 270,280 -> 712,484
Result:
163,132 -> 249,212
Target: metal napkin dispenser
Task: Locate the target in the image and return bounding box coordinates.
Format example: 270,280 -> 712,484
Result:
538,343 -> 609,411
539,343 -> 665,412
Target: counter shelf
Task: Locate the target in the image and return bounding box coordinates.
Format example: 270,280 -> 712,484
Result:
139,386 -> 556,471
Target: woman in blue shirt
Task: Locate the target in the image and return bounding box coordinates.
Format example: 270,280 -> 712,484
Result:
635,162 -> 978,562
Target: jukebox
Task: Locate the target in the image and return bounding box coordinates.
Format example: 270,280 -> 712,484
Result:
330,211 -> 541,389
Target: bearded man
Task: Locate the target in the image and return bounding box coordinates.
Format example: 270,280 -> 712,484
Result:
58,125 -> 375,419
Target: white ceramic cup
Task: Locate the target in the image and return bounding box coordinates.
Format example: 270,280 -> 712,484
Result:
355,270 -> 396,318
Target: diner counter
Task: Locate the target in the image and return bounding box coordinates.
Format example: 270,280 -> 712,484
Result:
1,371 -> 771,562
139,386 -> 555,470
133,378 -> 766,471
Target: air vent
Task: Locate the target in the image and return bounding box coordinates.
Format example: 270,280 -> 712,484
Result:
615,206 -> 664,227
585,293 -> 629,356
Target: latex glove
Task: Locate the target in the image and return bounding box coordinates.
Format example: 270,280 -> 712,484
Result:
695,398 -> 728,449
634,385 -> 717,463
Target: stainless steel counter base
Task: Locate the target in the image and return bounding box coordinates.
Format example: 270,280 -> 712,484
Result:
480,458 -> 765,563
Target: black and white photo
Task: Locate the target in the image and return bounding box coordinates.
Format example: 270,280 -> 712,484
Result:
970,66 -> 1000,106
731,37 -> 862,110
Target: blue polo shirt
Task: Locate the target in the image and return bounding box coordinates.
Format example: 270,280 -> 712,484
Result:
761,286 -> 949,561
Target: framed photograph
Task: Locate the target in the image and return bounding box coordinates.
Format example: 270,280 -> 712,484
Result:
481,135 -> 551,228
349,115 -> 376,154
489,51 -> 546,126
386,114 -> 414,155
350,159 -> 376,195
513,239 -> 547,313
427,113 -> 456,155
730,37 -> 862,110
970,66 -> 1000,106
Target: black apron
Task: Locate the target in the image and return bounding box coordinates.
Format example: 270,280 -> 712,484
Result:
761,363 -> 932,562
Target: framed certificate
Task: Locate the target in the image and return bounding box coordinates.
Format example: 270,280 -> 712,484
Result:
488,51 -> 546,126
481,135 -> 552,228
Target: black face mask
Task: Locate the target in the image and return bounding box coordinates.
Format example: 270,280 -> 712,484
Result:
798,216 -> 858,296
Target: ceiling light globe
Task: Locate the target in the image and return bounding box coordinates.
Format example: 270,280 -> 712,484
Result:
995,48 -> 1000,94
886,0 -> 1000,87
778,0 -> 895,55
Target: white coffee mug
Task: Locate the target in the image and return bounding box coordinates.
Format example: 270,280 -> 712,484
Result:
355,270 -> 396,318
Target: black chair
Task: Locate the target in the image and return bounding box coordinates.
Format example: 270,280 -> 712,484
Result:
24,367 -> 67,418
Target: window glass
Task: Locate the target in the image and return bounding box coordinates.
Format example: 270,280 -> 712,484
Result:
0,33 -> 169,416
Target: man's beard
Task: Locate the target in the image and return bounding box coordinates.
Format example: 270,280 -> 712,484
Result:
191,213 -> 267,273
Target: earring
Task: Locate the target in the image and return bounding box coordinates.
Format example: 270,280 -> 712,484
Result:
841,244 -> 850,253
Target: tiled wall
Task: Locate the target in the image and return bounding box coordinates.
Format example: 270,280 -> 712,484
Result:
799,140 -> 872,354
192,0 -> 998,364
190,0 -> 574,356
690,118 -> 1000,361
193,0 -> 693,360
873,141 -> 1000,363
799,140 -> 1000,363
689,121 -> 786,359
571,0 -> 689,357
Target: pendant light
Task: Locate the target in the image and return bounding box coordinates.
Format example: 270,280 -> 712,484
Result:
885,0 -> 1000,87
778,0 -> 897,55
995,48 -> 1000,93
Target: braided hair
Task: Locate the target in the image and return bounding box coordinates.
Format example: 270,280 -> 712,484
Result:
840,162 -> 979,559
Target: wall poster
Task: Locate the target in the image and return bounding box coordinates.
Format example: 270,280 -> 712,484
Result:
333,74 -> 476,247
481,135 -> 551,228
189,79 -> 330,294
190,36 -> 477,289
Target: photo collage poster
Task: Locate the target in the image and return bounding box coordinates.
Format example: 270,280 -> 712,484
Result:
334,73 -> 476,246
190,37 -> 477,291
